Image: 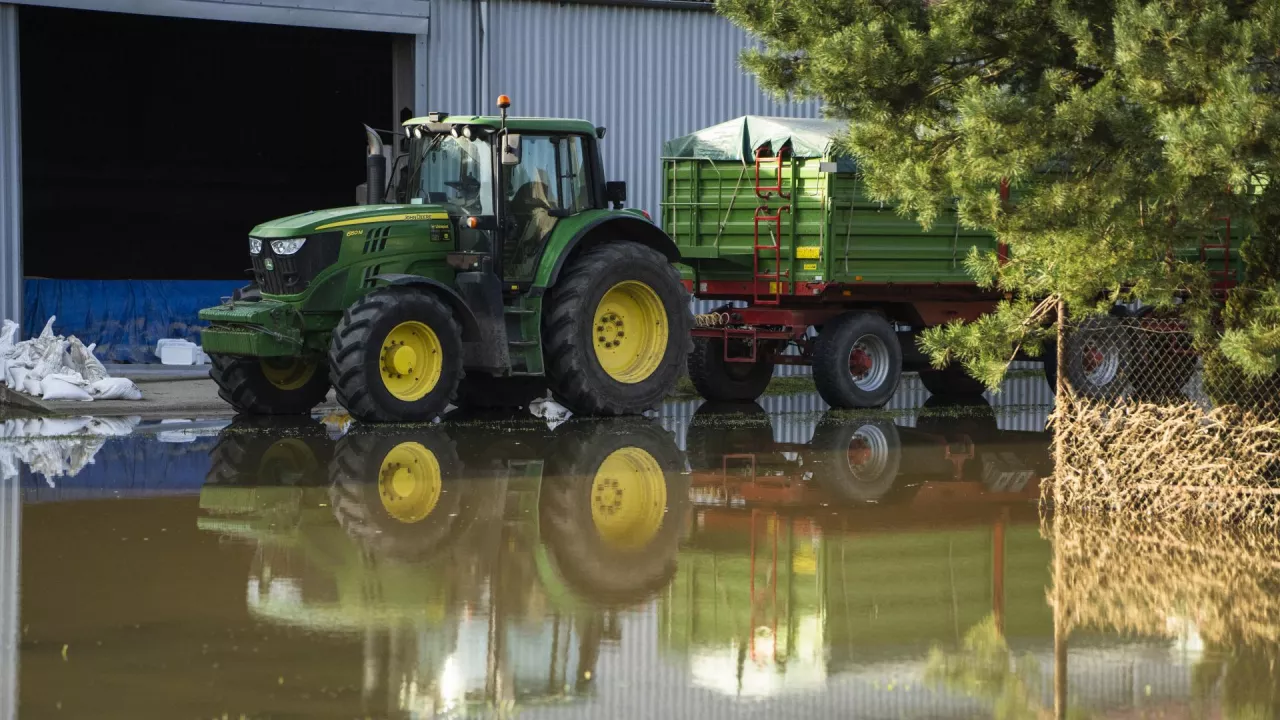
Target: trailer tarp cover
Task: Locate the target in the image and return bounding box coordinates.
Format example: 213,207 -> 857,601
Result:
662,116 -> 856,170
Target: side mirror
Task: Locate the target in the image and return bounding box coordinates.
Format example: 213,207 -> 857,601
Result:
502,133 -> 522,166
605,181 -> 627,207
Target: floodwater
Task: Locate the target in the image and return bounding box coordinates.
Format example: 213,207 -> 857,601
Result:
2,375 -> 1276,719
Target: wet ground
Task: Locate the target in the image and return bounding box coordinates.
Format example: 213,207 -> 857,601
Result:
2,372 -> 1277,718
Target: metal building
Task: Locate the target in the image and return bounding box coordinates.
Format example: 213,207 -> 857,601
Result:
0,0 -> 817,336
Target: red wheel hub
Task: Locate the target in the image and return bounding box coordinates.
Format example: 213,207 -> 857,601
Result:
1083,345 -> 1103,373
847,438 -> 872,467
849,348 -> 873,377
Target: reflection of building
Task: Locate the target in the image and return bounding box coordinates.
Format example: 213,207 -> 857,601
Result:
1,473 -> 18,720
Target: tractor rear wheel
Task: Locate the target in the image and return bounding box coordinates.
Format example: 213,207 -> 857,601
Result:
209,354 -> 331,415
812,312 -> 903,408
543,242 -> 691,415
687,337 -> 775,402
329,287 -> 463,423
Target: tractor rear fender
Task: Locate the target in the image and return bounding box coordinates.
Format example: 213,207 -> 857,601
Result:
372,273 -> 481,341
532,211 -> 679,293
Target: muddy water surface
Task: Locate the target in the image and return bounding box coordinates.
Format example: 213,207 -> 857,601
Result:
4,380 -> 1278,719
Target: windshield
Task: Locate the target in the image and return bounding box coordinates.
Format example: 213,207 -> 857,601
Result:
400,133 -> 495,216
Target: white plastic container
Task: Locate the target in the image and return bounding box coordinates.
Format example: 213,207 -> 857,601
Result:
159,340 -> 199,366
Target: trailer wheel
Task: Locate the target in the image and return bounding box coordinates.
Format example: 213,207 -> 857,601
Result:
809,418 -> 902,502
329,287 -> 464,423
539,420 -> 688,605
687,337 -> 775,402
812,313 -> 903,408
543,242 -> 691,415
209,354 -> 332,415
1064,315 -> 1132,400
917,363 -> 987,398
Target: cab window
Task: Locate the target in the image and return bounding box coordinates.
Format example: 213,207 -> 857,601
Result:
503,135 -> 592,282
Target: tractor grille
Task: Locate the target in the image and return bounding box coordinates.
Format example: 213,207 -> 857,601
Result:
251,232 -> 341,295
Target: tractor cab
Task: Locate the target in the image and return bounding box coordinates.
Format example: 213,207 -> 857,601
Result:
392,102 -> 620,288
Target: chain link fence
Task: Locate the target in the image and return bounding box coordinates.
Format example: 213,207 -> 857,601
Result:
1052,312 -> 1280,525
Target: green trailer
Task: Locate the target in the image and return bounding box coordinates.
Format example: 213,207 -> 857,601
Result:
665,116 -> 1243,406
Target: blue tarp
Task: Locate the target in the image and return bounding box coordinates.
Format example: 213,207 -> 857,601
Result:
23,279 -> 243,362
19,434 -> 218,503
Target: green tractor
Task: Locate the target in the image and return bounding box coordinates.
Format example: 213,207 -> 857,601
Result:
199,96 -> 690,422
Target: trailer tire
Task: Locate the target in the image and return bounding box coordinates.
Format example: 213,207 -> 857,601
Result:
544,242 -> 691,415
209,354 -> 332,416
812,312 -> 902,408
329,287 -> 464,423
687,337 -> 775,402
918,363 -> 987,398
809,418 -> 902,502
1064,315 -> 1132,401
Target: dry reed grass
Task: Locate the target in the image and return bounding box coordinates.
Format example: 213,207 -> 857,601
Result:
1048,394 -> 1280,528
1048,514 -> 1280,649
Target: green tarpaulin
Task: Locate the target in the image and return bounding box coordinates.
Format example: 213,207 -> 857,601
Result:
662,116 -> 856,171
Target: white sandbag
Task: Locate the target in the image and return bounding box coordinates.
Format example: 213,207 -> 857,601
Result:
37,316 -> 55,340
6,366 -> 27,391
88,377 -> 142,401
22,376 -> 42,396
69,337 -> 109,384
40,377 -> 93,401
30,338 -> 69,381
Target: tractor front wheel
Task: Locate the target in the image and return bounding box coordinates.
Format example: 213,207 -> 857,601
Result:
543,242 -> 691,415
329,287 -> 464,423
209,354 -> 331,415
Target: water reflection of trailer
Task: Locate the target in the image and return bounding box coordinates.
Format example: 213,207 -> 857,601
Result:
668,401 -> 1052,690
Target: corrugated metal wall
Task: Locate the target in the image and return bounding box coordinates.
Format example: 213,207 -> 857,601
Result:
0,475 -> 18,720
424,0 -> 821,223
0,5 -> 20,332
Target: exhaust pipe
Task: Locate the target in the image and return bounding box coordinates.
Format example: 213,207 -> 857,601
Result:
364,125 -> 387,206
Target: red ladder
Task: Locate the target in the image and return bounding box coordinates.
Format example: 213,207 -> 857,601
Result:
1201,216 -> 1236,290
752,147 -> 791,305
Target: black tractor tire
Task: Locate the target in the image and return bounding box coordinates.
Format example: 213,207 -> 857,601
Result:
684,401 -> 774,470
328,428 -> 475,562
209,354 -> 332,416
808,417 -> 903,503
812,312 -> 903,408
457,374 -> 547,410
687,337 -> 775,402
543,242 -> 692,415
1064,315 -> 1133,401
918,363 -> 987,398
329,287 -> 464,423
540,420 -> 689,606
205,415 -> 333,487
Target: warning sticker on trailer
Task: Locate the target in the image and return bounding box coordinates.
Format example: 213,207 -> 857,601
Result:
803,263 -> 818,271
796,247 -> 821,259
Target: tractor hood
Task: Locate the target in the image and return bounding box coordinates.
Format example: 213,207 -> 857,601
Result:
249,205 -> 451,238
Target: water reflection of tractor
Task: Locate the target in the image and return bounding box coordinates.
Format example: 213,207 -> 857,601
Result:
198,415 -> 688,717
670,399 -> 1052,696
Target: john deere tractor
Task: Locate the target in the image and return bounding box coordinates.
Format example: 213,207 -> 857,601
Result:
199,96 -> 690,422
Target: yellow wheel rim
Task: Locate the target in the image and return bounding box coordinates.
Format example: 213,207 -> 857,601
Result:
590,447 -> 667,550
258,439 -> 319,485
260,357 -> 317,391
592,281 -> 668,384
378,442 -> 442,524
379,321 -> 444,401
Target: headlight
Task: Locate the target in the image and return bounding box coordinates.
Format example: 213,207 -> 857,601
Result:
270,238 -> 307,256
249,237 -> 262,255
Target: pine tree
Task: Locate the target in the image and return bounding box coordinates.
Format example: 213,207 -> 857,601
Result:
717,0 -> 1280,387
